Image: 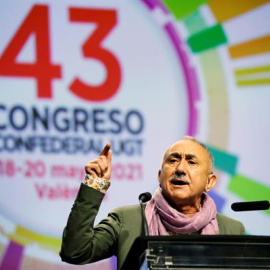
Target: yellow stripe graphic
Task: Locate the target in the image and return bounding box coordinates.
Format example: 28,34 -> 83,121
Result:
8,226 -> 61,253
235,65 -> 270,86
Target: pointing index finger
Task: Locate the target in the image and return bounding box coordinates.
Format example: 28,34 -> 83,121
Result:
99,143 -> 111,157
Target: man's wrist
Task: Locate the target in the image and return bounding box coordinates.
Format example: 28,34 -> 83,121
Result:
83,174 -> 110,194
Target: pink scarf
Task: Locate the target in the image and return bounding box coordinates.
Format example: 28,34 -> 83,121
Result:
145,188 -> 219,235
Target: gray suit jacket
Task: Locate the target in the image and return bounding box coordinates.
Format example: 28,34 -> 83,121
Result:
60,184 -> 245,269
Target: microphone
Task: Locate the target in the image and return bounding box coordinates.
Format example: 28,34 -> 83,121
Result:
231,200 -> 270,212
138,192 -> 152,236
139,192 -> 152,204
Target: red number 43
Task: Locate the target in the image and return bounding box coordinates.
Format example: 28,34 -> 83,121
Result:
0,4 -> 121,102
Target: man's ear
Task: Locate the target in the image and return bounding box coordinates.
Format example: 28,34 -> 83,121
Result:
204,173 -> 217,192
158,170 -> 161,184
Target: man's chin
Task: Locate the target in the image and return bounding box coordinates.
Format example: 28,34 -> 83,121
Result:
163,190 -> 190,205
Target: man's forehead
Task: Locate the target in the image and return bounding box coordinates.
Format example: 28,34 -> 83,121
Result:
164,139 -> 207,159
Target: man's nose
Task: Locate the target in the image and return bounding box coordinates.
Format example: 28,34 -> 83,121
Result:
175,161 -> 187,174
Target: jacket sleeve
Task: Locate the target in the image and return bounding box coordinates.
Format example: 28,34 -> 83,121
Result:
59,184 -> 122,264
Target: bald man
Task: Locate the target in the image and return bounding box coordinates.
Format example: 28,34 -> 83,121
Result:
60,136 -> 245,269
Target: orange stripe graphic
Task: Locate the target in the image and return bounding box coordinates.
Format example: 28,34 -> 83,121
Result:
229,35 -> 270,59
209,0 -> 270,23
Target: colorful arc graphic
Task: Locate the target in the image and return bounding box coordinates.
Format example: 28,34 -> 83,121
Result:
141,0 -> 201,136
160,0 -> 270,219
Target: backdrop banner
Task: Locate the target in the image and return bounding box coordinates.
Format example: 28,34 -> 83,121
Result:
0,0 -> 270,269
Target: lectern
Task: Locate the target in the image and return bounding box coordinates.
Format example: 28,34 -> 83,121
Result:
122,235 -> 270,270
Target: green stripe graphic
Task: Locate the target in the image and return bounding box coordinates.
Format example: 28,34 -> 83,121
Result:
184,10 -> 207,35
206,145 -> 238,175
187,24 -> 227,53
162,0 -> 208,20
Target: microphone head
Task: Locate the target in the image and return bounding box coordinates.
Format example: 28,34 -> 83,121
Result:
139,192 -> 152,203
231,200 -> 270,212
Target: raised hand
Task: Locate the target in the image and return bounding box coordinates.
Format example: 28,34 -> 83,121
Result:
85,143 -> 112,181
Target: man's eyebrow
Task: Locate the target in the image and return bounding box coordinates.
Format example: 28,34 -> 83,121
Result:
168,152 -> 181,159
167,153 -> 197,159
185,154 -> 197,160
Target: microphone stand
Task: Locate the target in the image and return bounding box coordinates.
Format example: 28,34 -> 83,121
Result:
139,192 -> 152,236
140,201 -> 149,236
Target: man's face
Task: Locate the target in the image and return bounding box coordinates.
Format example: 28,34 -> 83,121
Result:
158,139 -> 216,208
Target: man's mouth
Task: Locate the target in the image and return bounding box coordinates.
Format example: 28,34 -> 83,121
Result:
170,179 -> 190,186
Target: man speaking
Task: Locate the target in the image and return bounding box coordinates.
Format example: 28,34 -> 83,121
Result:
60,136 -> 245,269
